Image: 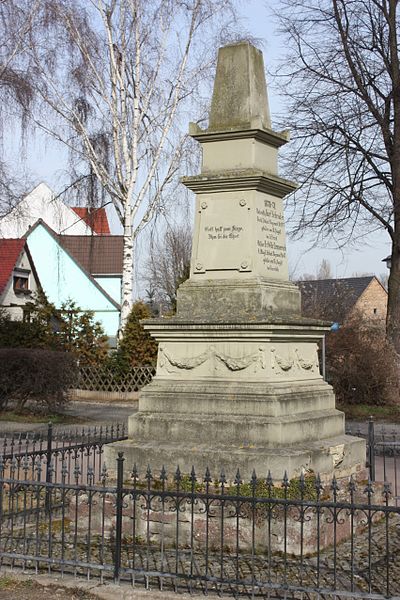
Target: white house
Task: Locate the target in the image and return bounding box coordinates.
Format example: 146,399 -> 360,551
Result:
0,183 -> 96,237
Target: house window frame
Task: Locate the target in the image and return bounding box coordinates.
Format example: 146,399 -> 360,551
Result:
13,268 -> 31,294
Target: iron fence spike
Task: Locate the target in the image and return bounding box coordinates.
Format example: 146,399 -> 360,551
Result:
383,480 -> 391,496
160,465 -> 167,481
174,465 -> 182,482
234,468 -> 242,486
204,466 -> 212,483
145,464 -> 152,481
315,473 -> 323,493
219,468 -> 227,485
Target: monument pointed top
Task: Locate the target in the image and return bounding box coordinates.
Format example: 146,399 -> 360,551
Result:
208,41 -> 271,132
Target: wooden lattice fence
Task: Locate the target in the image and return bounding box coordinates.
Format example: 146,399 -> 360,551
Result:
78,365 -> 156,393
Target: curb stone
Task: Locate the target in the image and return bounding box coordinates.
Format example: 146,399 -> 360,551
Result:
0,569 -> 209,600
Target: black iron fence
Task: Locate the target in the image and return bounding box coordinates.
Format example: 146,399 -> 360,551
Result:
0,454 -> 398,599
0,422 -> 127,485
0,419 -> 399,598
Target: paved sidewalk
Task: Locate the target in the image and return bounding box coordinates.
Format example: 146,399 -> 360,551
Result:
62,400 -> 137,424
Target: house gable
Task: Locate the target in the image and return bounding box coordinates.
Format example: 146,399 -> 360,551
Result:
352,277 -> 387,322
0,239 -> 40,320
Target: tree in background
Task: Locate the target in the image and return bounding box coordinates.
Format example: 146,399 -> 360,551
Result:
298,259 -> 334,282
144,222 -> 192,312
278,0 -> 400,350
5,0 -> 240,332
115,301 -> 158,369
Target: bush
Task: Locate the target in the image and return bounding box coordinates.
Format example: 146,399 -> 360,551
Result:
0,307 -> 54,348
0,348 -> 78,412
0,294 -> 109,367
326,318 -> 400,406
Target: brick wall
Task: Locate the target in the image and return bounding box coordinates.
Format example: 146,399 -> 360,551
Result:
350,278 -> 387,323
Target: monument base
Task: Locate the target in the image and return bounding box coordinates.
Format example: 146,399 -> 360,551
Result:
104,433 -> 366,482
104,317 -> 366,481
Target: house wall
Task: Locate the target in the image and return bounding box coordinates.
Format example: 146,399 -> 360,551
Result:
94,276 -> 121,304
26,223 -> 120,337
351,279 -> 387,323
0,248 -> 39,320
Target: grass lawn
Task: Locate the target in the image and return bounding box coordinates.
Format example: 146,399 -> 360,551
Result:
338,403 -> 400,422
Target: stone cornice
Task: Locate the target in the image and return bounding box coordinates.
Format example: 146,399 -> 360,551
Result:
181,169 -> 297,198
141,318 -> 330,343
189,123 -> 290,148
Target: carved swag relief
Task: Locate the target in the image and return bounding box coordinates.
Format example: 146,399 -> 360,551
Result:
159,345 -> 266,374
271,347 -> 319,374
159,345 -> 319,377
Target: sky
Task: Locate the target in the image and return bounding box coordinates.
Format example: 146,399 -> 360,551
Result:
7,0 -> 391,284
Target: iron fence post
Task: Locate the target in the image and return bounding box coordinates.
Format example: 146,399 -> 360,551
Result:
368,415 -> 376,481
114,451 -> 124,583
45,422 -> 53,512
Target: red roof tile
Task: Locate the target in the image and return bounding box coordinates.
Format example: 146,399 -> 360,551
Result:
71,207 -> 111,235
0,239 -> 25,295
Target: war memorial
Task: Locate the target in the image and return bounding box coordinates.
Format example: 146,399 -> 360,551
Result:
105,41 -> 366,481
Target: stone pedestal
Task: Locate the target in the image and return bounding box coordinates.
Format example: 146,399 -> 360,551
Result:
105,42 -> 365,480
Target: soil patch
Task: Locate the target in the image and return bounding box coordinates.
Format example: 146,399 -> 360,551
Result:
0,575 -> 95,599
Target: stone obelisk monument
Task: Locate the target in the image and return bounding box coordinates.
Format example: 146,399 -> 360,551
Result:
106,42 -> 365,480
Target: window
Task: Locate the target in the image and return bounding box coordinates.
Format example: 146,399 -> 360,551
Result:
373,308 -> 377,315
13,269 -> 30,294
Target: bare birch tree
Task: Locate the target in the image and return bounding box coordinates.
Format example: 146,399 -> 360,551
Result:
17,0 -> 238,332
277,0 -> 400,350
0,0 -> 38,216
144,221 -> 192,312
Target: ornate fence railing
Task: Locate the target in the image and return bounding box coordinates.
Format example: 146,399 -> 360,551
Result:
0,454 -> 398,598
0,422 -> 127,486
77,365 -> 156,393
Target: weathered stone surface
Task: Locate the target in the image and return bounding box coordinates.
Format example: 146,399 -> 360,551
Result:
176,278 -> 301,319
208,42 -> 271,131
105,434 -> 365,483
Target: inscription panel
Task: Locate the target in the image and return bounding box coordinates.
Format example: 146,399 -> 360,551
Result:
255,195 -> 288,279
195,196 -> 251,273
